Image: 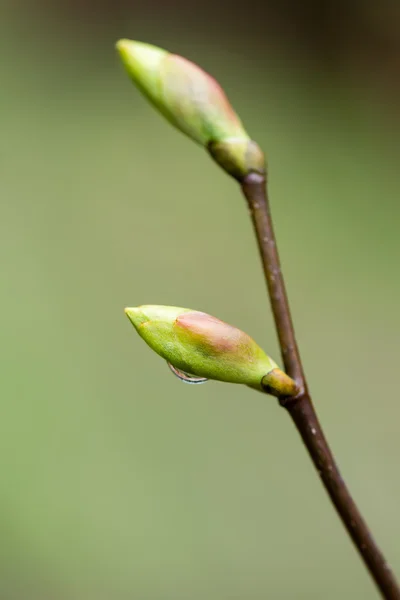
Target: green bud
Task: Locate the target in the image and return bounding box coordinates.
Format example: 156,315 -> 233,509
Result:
116,39 -> 265,179
125,305 -> 298,397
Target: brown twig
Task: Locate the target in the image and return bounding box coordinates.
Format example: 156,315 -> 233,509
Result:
241,171 -> 400,600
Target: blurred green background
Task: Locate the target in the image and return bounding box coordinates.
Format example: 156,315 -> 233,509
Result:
1,1 -> 400,598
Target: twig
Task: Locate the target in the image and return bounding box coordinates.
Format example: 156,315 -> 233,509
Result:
241,171 -> 400,600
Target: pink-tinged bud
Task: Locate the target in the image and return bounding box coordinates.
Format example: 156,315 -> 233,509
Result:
116,40 -> 265,179
125,305 -> 298,397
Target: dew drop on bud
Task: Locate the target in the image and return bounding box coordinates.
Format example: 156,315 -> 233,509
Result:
167,362 -> 208,384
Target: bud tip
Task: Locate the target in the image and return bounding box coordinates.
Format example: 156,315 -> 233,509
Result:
124,306 -> 148,329
116,39 -> 168,77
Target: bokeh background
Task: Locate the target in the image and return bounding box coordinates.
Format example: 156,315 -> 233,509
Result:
1,1 -> 400,598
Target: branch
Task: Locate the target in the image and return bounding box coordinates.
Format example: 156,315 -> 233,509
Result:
241,172 -> 400,600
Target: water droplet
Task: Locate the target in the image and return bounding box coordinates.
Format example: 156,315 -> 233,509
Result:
167,362 -> 208,384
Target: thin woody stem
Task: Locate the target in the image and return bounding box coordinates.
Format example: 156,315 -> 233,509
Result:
241,173 -> 305,388
241,171 -> 400,600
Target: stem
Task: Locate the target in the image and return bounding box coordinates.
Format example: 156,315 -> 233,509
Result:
241,173 -> 305,387
241,171 -> 400,600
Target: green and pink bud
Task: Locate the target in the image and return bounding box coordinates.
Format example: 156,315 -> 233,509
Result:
116,40 -> 265,179
124,305 -> 298,397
